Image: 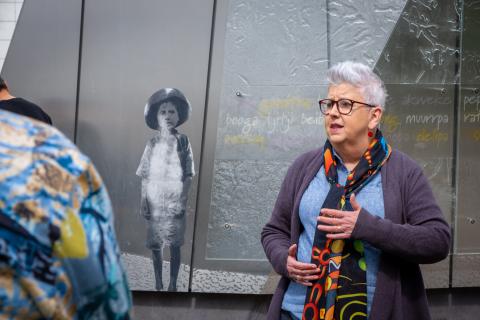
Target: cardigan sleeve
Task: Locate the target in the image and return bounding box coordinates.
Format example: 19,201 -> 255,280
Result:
261,157 -> 305,278
352,163 -> 451,264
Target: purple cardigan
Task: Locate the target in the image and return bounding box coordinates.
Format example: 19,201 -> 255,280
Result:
261,148 -> 450,320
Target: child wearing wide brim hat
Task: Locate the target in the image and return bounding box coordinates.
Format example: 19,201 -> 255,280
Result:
137,87 -> 195,292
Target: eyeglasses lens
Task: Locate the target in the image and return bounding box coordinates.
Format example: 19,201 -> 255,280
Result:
338,100 -> 353,114
320,100 -> 332,114
320,99 -> 353,115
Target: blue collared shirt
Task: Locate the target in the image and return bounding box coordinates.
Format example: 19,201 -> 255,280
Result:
282,154 -> 384,319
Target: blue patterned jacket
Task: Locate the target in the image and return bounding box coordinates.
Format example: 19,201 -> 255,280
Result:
0,110 -> 131,319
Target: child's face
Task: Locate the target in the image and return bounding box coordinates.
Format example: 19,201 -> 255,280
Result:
157,102 -> 179,129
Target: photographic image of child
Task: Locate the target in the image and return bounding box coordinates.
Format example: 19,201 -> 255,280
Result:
136,88 -> 195,291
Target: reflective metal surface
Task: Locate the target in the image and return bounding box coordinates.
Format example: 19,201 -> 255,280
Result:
452,254 -> 480,287
76,0 -> 214,291
193,0 -> 455,293
456,87 -> 480,253
371,0 -> 462,288
221,0 -> 329,87
375,0 -> 461,84
455,0 -> 480,256
382,84 -> 454,221
192,0 -> 330,293
328,0 -> 406,66
380,85 -> 455,288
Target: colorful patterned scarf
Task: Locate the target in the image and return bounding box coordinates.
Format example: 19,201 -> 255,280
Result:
302,130 -> 391,320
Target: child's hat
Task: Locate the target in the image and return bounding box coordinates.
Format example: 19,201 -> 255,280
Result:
144,88 -> 191,130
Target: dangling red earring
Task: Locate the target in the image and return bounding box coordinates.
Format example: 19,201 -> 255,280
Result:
368,131 -> 373,137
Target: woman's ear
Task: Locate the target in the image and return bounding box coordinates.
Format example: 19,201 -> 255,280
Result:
368,106 -> 383,130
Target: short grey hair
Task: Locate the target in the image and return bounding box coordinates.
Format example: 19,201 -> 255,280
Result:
326,61 -> 387,109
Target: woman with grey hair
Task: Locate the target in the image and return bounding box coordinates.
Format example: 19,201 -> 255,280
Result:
261,61 -> 450,320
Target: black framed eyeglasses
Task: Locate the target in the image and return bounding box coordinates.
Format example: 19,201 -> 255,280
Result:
318,98 -> 376,115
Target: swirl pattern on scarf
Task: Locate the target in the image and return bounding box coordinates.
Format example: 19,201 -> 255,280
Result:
302,130 -> 391,320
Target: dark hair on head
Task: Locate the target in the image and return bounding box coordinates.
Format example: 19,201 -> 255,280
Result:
0,76 -> 7,91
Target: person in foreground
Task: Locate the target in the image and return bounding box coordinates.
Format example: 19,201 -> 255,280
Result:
0,109 -> 131,318
0,75 -> 52,125
261,61 -> 450,320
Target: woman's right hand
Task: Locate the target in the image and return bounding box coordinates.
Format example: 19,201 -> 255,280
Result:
286,244 -> 321,286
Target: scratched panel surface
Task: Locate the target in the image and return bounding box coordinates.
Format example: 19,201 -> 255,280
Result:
222,0 -> 329,87
461,0 -> 480,86
206,160 -> 290,260
374,0 -> 461,84
192,0 -> 330,293
194,0 -> 457,293
372,0 -> 461,288
383,84 -> 454,259
455,0 -> 480,255
382,84 -> 454,227
214,85 -> 327,161
382,84 -> 454,288
328,0 -> 407,66
204,83 -> 325,263
201,0 -> 330,275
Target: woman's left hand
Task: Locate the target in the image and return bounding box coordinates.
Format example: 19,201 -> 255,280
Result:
317,193 -> 361,239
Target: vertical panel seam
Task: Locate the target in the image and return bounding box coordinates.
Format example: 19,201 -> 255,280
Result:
326,0 -> 331,68
73,0 -> 85,144
449,0 -> 464,289
188,0 -> 217,292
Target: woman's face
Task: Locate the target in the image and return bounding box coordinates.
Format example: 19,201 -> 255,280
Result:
324,83 -> 382,149
157,102 -> 179,129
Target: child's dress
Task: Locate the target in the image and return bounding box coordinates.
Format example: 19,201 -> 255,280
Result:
136,128 -> 194,248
